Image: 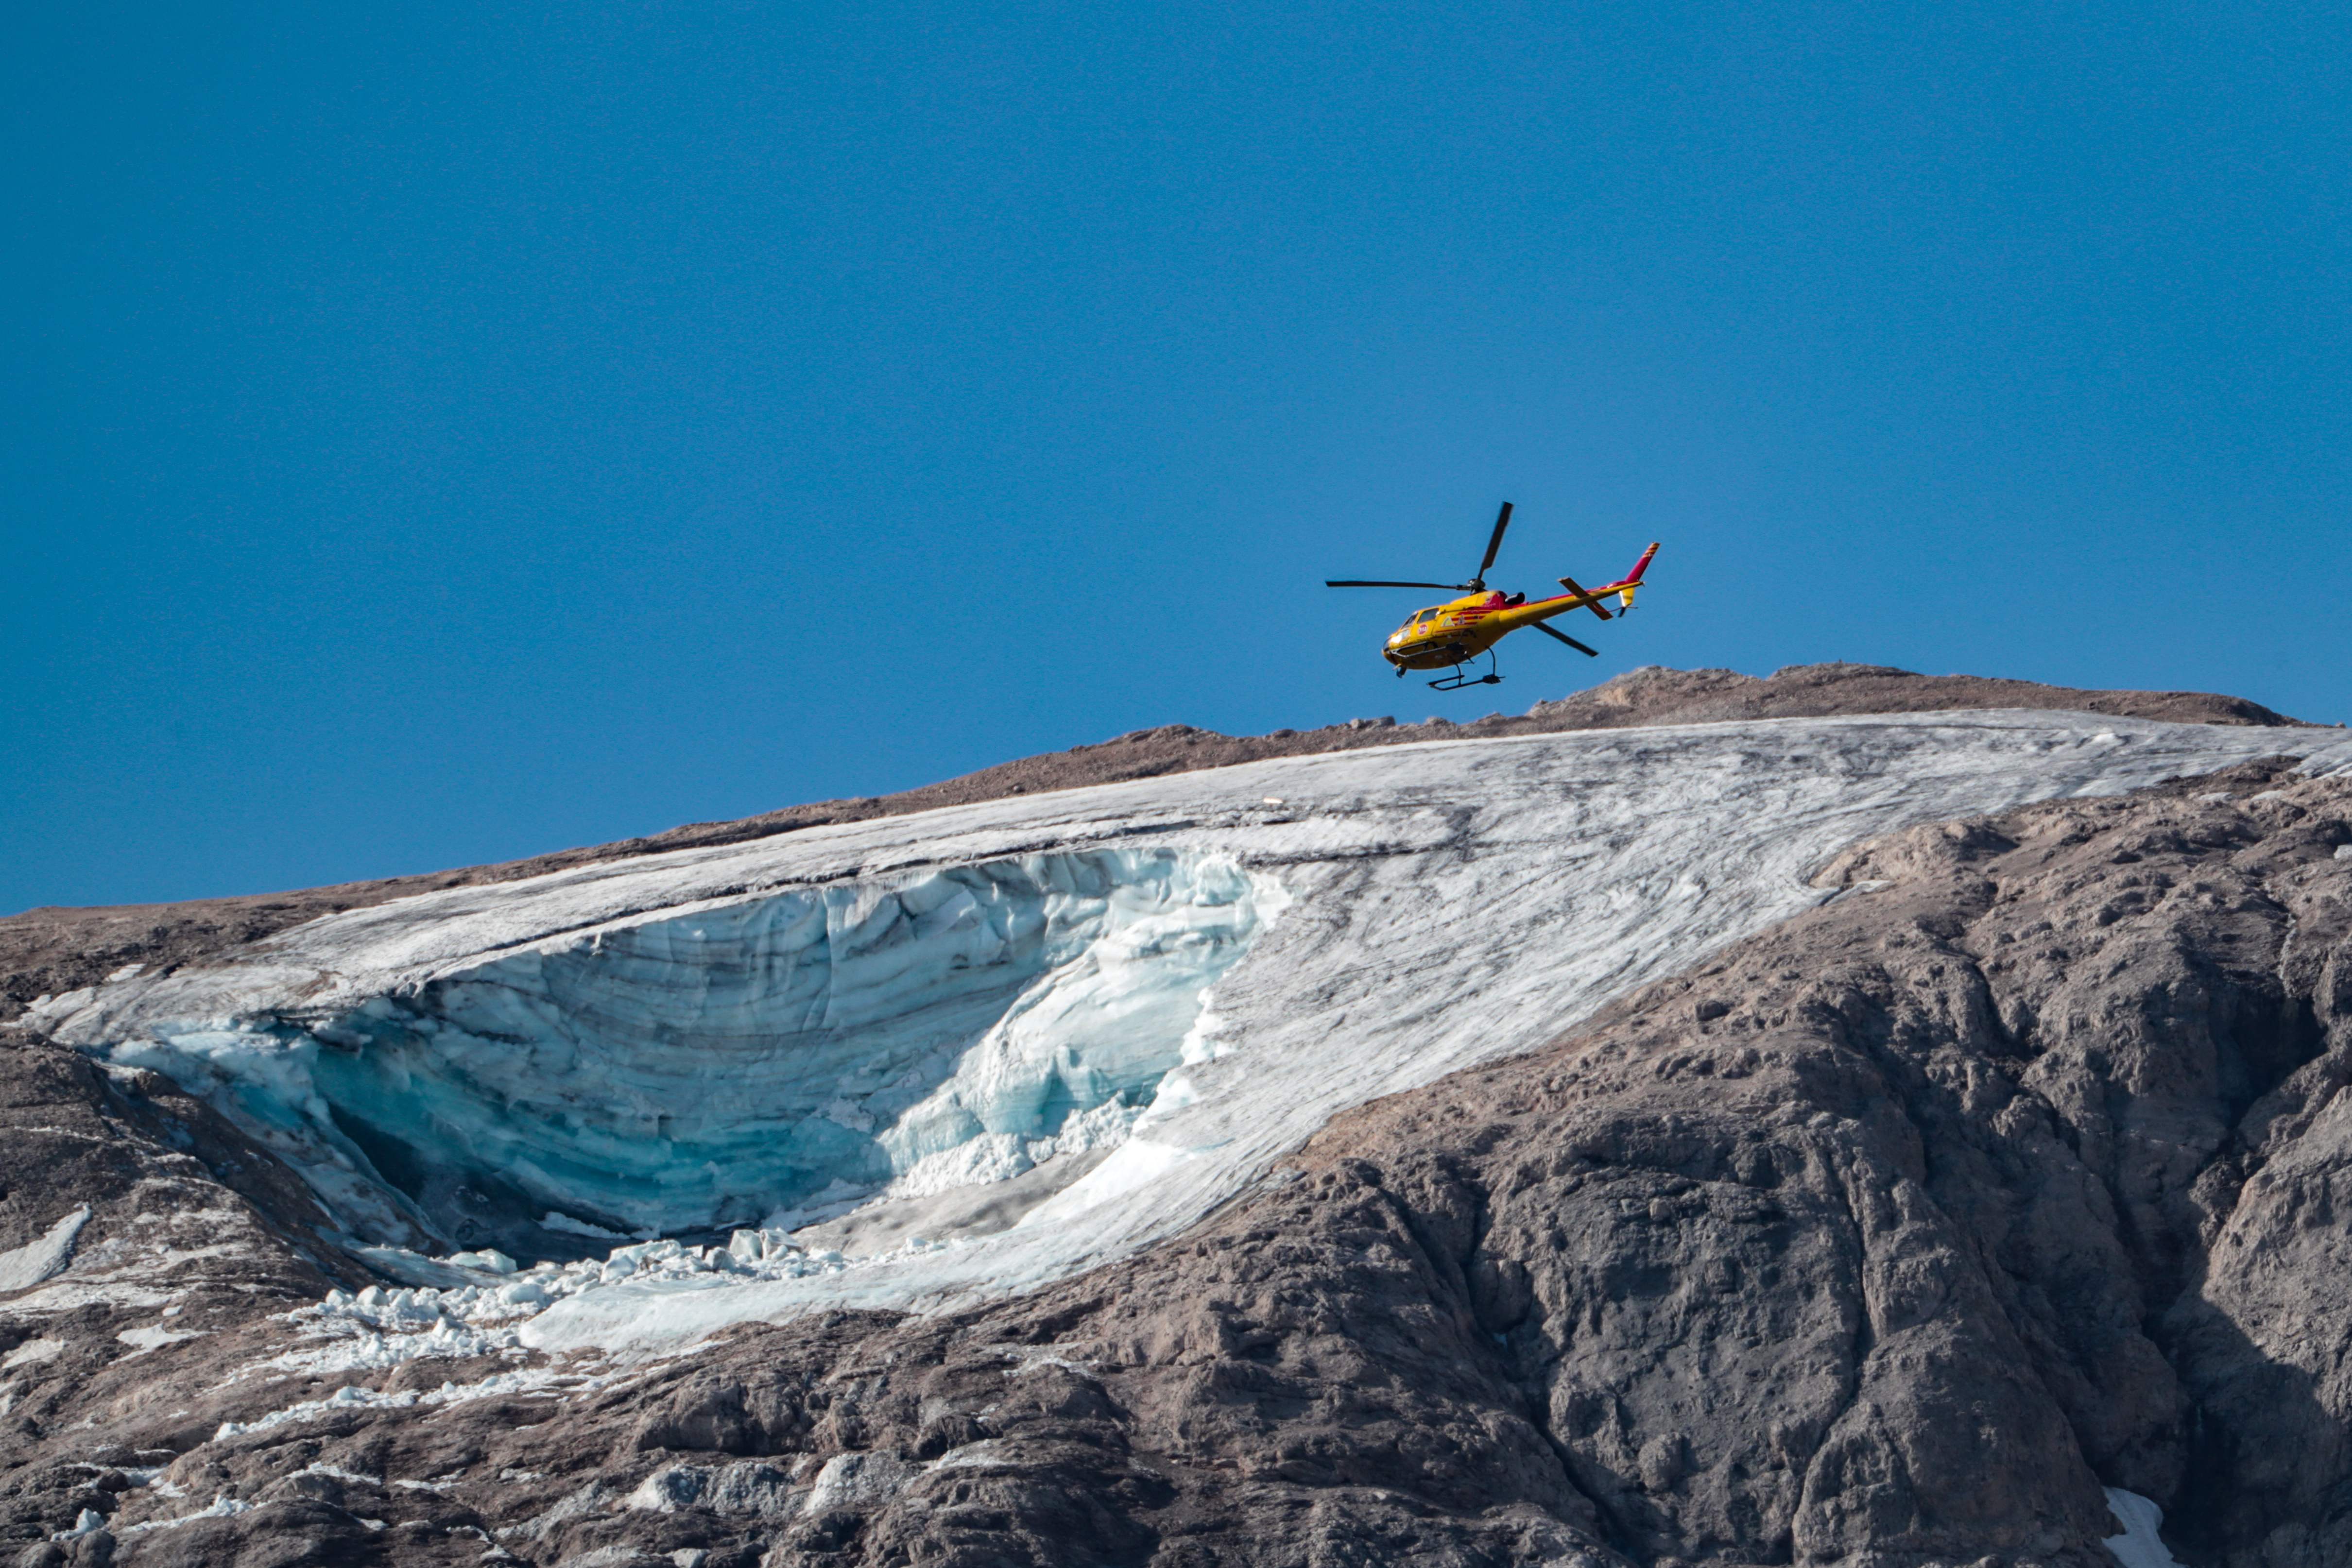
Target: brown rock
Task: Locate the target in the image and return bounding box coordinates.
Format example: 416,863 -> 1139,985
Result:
4,688 -> 2350,1565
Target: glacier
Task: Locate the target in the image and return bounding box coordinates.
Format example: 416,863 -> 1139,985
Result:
34,711 -> 2352,1355
83,849 -> 1274,1259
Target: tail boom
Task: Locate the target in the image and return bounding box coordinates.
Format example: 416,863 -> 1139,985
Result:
1485,542 -> 1664,631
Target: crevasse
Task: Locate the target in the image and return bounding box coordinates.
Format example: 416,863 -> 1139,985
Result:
110,848 -> 1274,1259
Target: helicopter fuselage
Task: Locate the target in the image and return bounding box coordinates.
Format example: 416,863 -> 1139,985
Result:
1384,589 -> 1595,670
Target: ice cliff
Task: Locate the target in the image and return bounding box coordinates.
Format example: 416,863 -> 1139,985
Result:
69,850 -> 1272,1259
31,713 -> 2352,1356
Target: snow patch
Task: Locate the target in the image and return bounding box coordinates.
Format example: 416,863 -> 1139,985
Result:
0,1207 -> 91,1295
51,1509 -> 108,1541
213,1368 -> 599,1441
291,1462 -> 383,1487
2103,1487 -> 2183,1568
118,1494 -> 256,1534
2,1337 -> 67,1369
115,1324 -> 204,1356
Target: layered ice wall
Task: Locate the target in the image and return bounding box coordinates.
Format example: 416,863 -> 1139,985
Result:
93,850 -> 1271,1259
36,713 -> 2352,1352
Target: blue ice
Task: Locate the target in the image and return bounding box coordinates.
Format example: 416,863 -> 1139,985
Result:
109,848 -> 1269,1259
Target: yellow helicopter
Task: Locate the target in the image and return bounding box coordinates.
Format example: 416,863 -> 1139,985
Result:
1327,503 -> 1659,691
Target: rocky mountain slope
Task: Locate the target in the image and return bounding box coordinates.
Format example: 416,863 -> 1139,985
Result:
3,667 -> 2347,1567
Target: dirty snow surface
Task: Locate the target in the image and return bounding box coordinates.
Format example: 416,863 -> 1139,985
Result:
36,713 -> 2352,1354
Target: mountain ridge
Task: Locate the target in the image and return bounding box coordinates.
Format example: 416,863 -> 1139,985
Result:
0,663 -> 2309,1022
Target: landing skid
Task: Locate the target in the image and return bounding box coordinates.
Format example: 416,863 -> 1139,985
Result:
1427,650 -> 1502,692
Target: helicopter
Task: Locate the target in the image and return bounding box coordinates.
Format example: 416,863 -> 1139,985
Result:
1327,503 -> 1659,691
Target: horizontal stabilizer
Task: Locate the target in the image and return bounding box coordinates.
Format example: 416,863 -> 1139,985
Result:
1557,574 -> 1614,620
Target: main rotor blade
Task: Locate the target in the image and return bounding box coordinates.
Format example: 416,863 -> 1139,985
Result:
1325,579 -> 1471,590
1556,574 -> 1613,620
1531,620 -> 1599,657
1472,501 -> 1513,585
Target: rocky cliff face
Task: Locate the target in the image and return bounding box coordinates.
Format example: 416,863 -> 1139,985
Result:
5,683 -> 2352,1567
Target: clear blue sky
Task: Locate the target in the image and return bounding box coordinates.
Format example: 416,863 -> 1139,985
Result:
7,1 -> 2349,914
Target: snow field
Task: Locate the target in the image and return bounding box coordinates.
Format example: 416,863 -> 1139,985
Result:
2103,1488 -> 2186,1568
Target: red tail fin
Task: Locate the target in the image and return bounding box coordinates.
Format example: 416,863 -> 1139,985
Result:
1624,542 -> 1659,584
